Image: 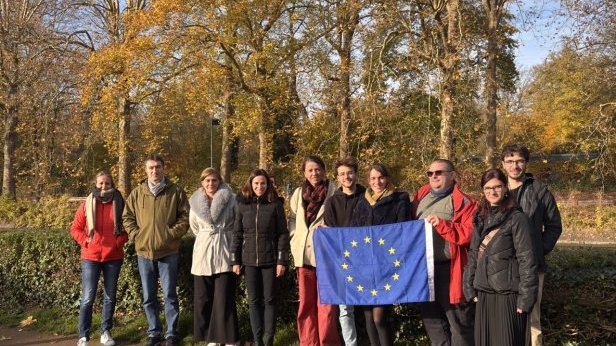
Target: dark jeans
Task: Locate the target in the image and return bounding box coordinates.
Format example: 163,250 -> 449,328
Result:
420,262 -> 474,346
245,265 -> 277,346
79,259 -> 123,339
137,254 -> 180,339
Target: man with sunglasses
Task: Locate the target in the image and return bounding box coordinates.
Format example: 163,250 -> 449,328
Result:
411,159 -> 477,346
501,144 -> 562,346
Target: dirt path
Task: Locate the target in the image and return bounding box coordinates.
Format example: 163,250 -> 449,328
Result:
0,326 -> 139,346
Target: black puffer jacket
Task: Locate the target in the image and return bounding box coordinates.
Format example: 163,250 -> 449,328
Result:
231,196 -> 290,267
323,184 -> 366,227
463,208 -> 538,312
351,191 -> 410,226
516,174 -> 562,272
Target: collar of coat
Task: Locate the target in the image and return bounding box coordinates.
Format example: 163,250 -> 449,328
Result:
189,183 -> 233,224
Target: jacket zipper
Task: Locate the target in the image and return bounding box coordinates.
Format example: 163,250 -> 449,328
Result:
255,200 -> 259,267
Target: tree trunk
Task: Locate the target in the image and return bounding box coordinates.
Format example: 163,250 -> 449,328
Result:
338,42 -> 353,159
220,90 -> 234,183
2,106 -> 17,199
439,86 -> 455,159
483,0 -> 504,168
117,97 -> 131,195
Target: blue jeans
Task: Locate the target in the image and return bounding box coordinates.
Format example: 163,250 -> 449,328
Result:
339,305 -> 358,346
137,254 -> 179,339
79,259 -> 123,339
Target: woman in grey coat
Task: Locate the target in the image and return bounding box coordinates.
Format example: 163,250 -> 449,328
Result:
190,167 -> 239,345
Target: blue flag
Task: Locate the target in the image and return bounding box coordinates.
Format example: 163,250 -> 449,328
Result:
314,220 -> 435,305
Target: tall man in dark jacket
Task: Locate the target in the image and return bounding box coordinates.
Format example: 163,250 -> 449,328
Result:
501,144 -> 562,346
123,154 -> 190,346
323,157 -> 366,346
412,159 -> 477,346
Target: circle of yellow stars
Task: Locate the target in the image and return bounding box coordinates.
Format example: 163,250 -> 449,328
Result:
340,236 -> 401,297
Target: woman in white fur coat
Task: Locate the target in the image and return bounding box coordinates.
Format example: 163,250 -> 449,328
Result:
189,167 -> 239,346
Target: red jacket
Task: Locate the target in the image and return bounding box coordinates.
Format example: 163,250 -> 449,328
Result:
70,201 -> 128,262
412,184 -> 477,304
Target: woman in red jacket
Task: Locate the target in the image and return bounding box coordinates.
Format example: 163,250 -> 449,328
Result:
70,171 -> 127,346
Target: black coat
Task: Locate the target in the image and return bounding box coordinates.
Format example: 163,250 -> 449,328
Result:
323,184 -> 366,227
351,191 -> 410,227
463,208 -> 538,312
515,174 -> 562,272
231,196 -> 290,267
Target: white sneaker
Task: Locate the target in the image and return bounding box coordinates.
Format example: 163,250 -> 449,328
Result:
100,331 -> 116,346
77,337 -> 88,346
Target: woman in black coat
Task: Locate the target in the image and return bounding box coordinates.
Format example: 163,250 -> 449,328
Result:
463,168 -> 538,346
231,169 -> 290,346
351,163 -> 410,346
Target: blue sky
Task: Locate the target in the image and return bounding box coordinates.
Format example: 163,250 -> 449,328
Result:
513,0 -> 573,70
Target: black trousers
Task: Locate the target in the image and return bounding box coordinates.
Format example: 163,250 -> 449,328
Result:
245,265 -> 277,346
193,272 -> 239,344
419,262 -> 474,346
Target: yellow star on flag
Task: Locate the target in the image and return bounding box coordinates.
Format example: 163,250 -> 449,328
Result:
384,283 -> 391,291
351,240 -> 358,247
392,273 -> 400,281
344,250 -> 351,258
347,275 -> 353,282
364,236 -> 371,244
389,247 -> 396,255
378,238 -> 385,245
371,289 -> 378,297
394,259 -> 401,267
357,285 -> 364,292
341,262 -> 349,270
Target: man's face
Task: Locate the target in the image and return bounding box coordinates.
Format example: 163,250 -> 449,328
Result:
427,161 -> 455,193
336,165 -> 357,190
145,159 -> 164,184
502,153 -> 527,180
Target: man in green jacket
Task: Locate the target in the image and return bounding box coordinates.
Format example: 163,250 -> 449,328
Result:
123,154 -> 189,346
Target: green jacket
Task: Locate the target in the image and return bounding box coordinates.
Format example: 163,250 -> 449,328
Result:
123,180 -> 190,260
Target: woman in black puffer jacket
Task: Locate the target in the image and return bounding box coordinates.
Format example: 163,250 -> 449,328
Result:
231,168 -> 290,346
351,163 -> 410,346
463,168 -> 538,346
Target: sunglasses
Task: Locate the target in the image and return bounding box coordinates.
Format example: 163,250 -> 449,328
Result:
426,170 -> 452,178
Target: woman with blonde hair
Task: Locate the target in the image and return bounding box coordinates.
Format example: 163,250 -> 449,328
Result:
189,167 -> 239,345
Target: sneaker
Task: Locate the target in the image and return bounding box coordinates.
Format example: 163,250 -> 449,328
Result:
100,331 -> 116,346
78,337 -> 89,346
145,336 -> 162,346
165,336 -> 181,346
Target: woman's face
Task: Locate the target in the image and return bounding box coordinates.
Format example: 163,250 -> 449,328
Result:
96,175 -> 112,191
252,175 -> 268,197
369,169 -> 389,193
483,177 -> 506,206
201,174 -> 220,197
304,161 -> 325,187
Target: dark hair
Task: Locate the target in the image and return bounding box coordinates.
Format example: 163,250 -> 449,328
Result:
431,158 -> 455,172
92,171 -> 115,188
369,163 -> 390,178
501,144 -> 530,162
144,153 -> 165,167
241,168 -> 279,203
477,168 -> 517,220
334,157 -> 358,175
302,155 -> 326,172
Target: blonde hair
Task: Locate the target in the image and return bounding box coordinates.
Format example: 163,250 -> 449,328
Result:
200,167 -> 223,182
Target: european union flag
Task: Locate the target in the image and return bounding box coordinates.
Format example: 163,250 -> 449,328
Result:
314,220 -> 435,305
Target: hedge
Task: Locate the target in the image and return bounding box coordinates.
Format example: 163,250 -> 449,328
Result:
0,229 -> 614,345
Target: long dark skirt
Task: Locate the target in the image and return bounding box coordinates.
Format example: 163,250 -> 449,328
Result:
193,272 -> 239,344
475,291 -> 530,346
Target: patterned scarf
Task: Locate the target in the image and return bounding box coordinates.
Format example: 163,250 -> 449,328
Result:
148,177 -> 167,196
302,179 -> 329,227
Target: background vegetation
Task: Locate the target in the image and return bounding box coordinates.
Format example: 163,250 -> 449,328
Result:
0,230 -> 614,345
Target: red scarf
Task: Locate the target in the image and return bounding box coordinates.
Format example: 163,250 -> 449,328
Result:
302,180 -> 328,227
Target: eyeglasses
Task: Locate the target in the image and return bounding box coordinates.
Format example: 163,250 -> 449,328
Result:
483,185 -> 504,192
337,171 -> 355,177
503,159 -> 526,166
426,170 -> 452,178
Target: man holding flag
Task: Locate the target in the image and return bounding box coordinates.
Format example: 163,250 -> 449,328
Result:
412,159 -> 477,346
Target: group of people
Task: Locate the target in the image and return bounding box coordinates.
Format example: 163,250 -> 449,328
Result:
69,143 -> 562,346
